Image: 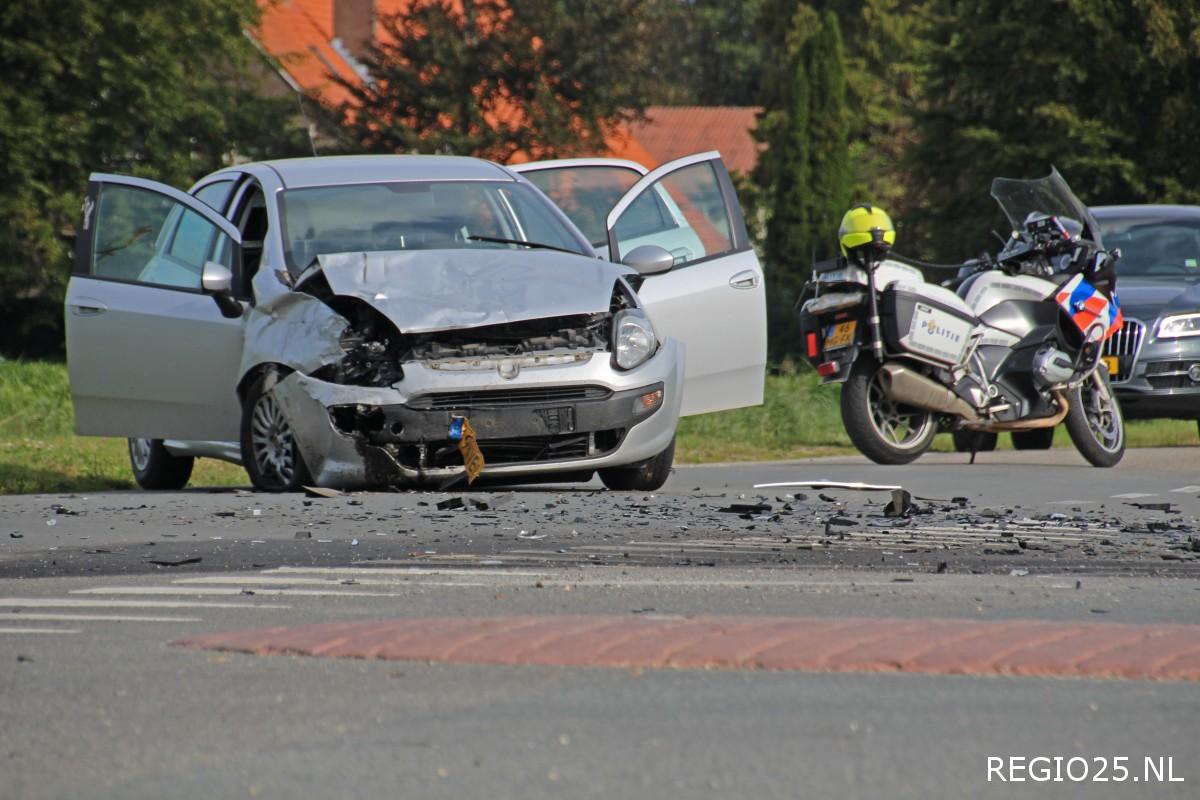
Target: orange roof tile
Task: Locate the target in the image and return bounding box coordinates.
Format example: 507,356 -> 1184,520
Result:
621,107 -> 762,175
255,0 -> 358,107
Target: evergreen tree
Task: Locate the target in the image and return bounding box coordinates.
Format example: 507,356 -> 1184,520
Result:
756,10 -> 853,361
909,0 -> 1200,262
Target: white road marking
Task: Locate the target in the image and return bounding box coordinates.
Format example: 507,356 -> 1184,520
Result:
263,566 -> 546,577
0,627 -> 80,634
71,586 -> 413,598
754,481 -> 901,491
1111,492 -> 1158,499
0,598 -> 288,610
1170,486 -> 1200,493
173,576 -> 487,588
1,613 -> 202,623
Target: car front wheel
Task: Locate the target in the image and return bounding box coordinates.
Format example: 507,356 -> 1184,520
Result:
598,437 -> 675,492
241,373 -> 312,492
128,438 -> 194,490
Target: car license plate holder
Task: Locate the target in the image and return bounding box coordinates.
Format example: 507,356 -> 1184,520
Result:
449,417 -> 485,484
825,320 -> 857,350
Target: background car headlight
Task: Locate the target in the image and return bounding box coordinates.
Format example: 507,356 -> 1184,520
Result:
613,310 -> 657,369
1157,312 -> 1200,338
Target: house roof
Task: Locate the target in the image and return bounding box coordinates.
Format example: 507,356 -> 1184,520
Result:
614,107 -> 762,176
252,2 -> 760,173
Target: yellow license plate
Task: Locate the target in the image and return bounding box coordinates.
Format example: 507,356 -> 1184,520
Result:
1102,355 -> 1119,376
825,320 -> 857,350
455,418 -> 485,484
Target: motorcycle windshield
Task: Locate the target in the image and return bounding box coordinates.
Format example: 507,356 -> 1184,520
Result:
990,168 -> 1104,249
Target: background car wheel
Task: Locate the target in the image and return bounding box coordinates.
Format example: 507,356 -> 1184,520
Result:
1011,428 -> 1055,450
127,437 -> 194,490
1065,370 -> 1125,467
599,437 -> 675,492
241,373 -> 312,492
951,430 -> 997,453
840,359 -> 936,465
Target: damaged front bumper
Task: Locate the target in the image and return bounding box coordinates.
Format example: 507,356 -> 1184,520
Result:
271,339 -> 684,488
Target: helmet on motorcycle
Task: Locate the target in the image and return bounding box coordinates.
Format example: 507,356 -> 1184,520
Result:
839,204 -> 896,263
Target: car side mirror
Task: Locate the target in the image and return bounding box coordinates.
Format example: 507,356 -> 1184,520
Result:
621,245 -> 674,276
201,261 -> 243,319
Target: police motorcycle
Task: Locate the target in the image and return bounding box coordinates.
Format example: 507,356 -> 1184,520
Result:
797,169 -> 1125,467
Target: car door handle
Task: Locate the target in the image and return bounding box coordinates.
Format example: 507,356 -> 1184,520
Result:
69,300 -> 108,316
729,270 -> 759,290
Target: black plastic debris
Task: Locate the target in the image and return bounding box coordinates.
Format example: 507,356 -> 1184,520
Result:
1125,502 -> 1175,512
147,556 -> 202,567
9,533 -> 22,539
437,497 -> 465,511
469,498 -> 490,511
884,489 -> 917,518
718,503 -> 771,514
294,531 -> 312,539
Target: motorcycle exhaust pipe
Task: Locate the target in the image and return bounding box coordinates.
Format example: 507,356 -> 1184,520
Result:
878,363 -> 980,421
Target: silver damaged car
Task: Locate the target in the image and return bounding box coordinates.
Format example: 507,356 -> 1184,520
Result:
66,154 -> 766,491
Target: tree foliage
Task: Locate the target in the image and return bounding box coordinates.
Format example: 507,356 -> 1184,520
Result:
329,0 -> 678,161
0,0 -> 309,357
908,0 -> 1200,261
755,10 -> 853,361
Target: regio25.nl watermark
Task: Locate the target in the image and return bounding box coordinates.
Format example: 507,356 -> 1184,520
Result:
988,756 -> 1184,783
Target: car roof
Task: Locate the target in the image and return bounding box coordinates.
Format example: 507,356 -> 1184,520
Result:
251,155 -> 514,189
1091,204 -> 1200,222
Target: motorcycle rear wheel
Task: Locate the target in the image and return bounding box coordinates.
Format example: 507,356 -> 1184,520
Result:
1064,370 -> 1125,467
841,359 -> 937,465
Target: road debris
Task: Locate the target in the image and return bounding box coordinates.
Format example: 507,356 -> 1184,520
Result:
754,481 -> 902,491
302,486 -> 342,499
436,497 -> 466,511
147,556 -> 202,567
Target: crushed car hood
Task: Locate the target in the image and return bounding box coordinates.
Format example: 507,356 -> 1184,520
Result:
303,249 -> 632,333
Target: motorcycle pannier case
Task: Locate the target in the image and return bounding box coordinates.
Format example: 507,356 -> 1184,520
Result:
880,284 -> 975,366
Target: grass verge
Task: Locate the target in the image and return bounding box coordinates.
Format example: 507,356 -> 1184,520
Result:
1,360 -> 1196,493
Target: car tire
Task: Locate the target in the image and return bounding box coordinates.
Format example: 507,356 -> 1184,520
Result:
840,359 -> 937,465
951,430 -> 997,453
598,437 -> 675,492
128,438 -> 194,490
241,372 -> 312,492
1011,428 -> 1055,450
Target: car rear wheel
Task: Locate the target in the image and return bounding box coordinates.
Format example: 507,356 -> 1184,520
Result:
599,437 -> 675,492
241,373 -> 312,492
128,438 -> 194,490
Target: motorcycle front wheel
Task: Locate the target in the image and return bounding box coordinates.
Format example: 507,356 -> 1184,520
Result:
840,359 -> 937,465
1064,369 -> 1125,467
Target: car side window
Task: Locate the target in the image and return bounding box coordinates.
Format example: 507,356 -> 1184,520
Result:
193,180 -> 235,212
611,161 -> 735,268
90,184 -> 233,290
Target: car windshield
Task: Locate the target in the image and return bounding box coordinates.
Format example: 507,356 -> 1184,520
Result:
1097,216 -> 1200,278
279,180 -> 590,272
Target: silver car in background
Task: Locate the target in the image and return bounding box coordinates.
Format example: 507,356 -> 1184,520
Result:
66,154 -> 766,492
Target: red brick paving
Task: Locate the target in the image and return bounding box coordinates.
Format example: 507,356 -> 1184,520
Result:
172,615 -> 1200,681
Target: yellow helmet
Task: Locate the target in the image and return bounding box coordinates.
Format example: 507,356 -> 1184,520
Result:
839,204 -> 896,259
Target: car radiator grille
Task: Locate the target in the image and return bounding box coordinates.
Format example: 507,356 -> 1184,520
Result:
1145,361 -> 1200,390
1102,319 -> 1144,382
408,385 -> 612,410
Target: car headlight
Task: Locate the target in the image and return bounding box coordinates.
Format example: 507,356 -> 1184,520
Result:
612,309 -> 657,369
1157,312 -> 1200,339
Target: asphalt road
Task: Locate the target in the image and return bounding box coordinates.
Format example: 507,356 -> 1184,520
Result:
1,450 -> 1198,799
